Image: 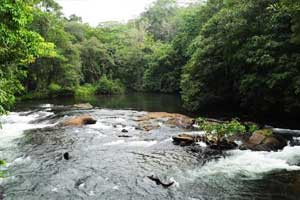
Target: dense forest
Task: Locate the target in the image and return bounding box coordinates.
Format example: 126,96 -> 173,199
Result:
1,0 -> 300,116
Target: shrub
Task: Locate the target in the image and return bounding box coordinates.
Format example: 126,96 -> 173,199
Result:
248,124 -> 259,133
74,84 -> 97,97
20,91 -> 49,100
95,76 -> 124,95
48,83 -> 75,97
197,118 -> 246,140
48,83 -> 62,93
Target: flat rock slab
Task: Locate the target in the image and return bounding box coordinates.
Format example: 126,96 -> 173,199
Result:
136,112 -> 195,131
72,103 -> 93,109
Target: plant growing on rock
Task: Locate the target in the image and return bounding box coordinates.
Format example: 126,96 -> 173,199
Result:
197,118 -> 246,142
248,124 -> 259,134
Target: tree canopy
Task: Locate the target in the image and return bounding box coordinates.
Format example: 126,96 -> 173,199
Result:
1,0 -> 300,117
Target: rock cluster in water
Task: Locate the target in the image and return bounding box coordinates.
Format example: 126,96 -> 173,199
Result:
173,129 -> 288,152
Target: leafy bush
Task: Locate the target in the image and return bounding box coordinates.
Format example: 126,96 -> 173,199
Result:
95,76 -> 124,95
48,84 -> 75,97
74,84 -> 97,97
48,83 -> 62,96
248,124 -> 259,133
20,91 -> 49,100
48,83 -> 62,92
197,118 -> 246,140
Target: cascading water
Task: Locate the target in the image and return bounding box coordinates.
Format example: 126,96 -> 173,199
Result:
0,102 -> 300,200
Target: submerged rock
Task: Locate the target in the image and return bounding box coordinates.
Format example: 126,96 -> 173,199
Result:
63,115 -> 97,126
136,121 -> 160,132
72,103 -> 93,110
147,175 -> 175,188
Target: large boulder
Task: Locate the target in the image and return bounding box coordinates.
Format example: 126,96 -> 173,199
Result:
240,129 -> 287,151
63,115 -> 97,126
248,131 -> 267,145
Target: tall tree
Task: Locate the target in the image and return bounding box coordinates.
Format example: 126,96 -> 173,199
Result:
0,0 -> 55,114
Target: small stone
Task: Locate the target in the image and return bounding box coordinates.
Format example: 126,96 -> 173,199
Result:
122,129 -> 128,133
118,135 -> 132,138
63,152 -> 70,160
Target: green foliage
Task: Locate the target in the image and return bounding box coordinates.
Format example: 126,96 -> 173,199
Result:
248,124 -> 259,134
1,0 -> 300,119
74,84 -> 96,97
48,83 -> 62,93
80,37 -> 114,83
143,42 -> 181,92
197,118 -> 246,139
95,76 -> 124,95
0,0 -> 56,115
181,0 -> 300,113
256,129 -> 273,137
139,0 -> 179,41
0,159 -> 7,178
20,91 -> 49,100
26,6 -> 81,93
0,160 -> 6,166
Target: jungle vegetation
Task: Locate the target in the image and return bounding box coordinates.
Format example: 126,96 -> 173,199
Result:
0,0 -> 300,116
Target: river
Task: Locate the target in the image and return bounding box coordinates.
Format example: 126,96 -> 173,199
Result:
0,93 -> 300,200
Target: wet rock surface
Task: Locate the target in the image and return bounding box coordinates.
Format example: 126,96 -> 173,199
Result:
241,130 -> 287,151
136,112 -> 195,131
62,115 -> 97,126
173,129 -> 288,153
172,133 -> 238,151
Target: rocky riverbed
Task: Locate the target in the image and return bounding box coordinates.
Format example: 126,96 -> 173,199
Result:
0,103 -> 300,200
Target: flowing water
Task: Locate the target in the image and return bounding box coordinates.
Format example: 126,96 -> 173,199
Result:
1,94 -> 300,200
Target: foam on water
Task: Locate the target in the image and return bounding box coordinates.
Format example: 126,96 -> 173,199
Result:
103,140 -> 126,146
189,145 -> 300,179
126,140 -> 157,147
39,104 -> 53,108
89,122 -> 111,130
0,111 -> 55,147
103,140 -> 157,147
8,156 -> 31,166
